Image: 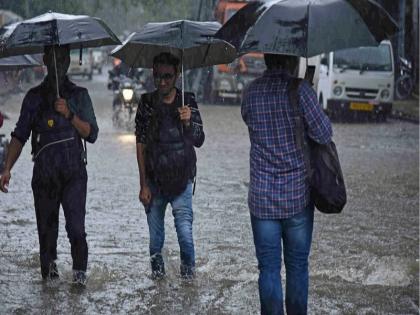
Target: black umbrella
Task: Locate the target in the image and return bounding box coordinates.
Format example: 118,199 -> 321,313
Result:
0,54 -> 42,70
0,11 -> 121,97
215,0 -> 399,57
111,20 -> 236,106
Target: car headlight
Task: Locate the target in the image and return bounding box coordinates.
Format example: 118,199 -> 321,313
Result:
237,82 -> 244,91
122,89 -> 134,101
333,85 -> 343,97
380,89 -> 390,100
220,79 -> 231,91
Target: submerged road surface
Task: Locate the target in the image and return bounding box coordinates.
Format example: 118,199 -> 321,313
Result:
0,73 -> 418,314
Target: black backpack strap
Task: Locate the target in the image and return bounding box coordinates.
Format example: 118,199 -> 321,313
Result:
192,176 -> 196,196
287,78 -> 312,180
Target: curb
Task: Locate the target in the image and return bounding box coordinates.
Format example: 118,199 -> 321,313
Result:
391,110 -> 419,124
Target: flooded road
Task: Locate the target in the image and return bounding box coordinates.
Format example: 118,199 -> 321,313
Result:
0,73 -> 418,314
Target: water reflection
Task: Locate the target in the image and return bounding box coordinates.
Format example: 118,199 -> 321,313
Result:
117,134 -> 135,144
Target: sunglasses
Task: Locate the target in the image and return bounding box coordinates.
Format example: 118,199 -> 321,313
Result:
154,72 -> 175,81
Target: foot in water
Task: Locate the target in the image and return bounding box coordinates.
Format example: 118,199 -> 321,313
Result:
72,270 -> 87,286
42,261 -> 59,280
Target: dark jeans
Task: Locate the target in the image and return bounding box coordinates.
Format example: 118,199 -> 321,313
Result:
251,206 -> 314,315
32,164 -> 88,278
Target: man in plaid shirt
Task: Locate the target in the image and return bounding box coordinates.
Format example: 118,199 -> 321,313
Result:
241,54 -> 332,315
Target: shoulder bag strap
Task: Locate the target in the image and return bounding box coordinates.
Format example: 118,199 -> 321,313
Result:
287,78 -> 312,180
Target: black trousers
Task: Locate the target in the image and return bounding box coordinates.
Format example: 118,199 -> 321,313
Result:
32,164 -> 88,278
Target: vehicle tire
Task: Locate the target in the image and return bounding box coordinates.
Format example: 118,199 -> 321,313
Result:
320,94 -> 333,119
376,112 -> 387,123
98,67 -> 102,74
112,110 -> 119,128
319,94 -> 325,110
395,75 -> 414,99
88,72 -> 93,80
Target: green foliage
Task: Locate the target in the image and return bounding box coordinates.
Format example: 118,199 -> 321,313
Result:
140,0 -> 198,22
0,0 -> 91,18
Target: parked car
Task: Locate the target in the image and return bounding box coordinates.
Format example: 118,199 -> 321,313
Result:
68,48 -> 93,80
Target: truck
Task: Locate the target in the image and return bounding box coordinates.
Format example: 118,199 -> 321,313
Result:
0,10 -> 22,27
210,0 -> 266,103
316,40 -> 394,121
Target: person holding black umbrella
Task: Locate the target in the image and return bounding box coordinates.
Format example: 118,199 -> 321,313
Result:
241,54 -> 332,315
111,19 -> 233,280
135,52 -> 205,280
0,10 -> 118,287
0,44 -> 99,286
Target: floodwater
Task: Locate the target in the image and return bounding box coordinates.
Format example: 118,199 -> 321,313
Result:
0,72 -> 418,314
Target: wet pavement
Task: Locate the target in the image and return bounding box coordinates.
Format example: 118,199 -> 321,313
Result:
0,72 -> 418,314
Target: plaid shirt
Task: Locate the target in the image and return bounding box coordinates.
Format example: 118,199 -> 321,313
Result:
241,69 -> 332,219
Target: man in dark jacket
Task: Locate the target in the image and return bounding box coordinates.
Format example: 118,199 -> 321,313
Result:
0,45 -> 99,286
135,52 -> 204,280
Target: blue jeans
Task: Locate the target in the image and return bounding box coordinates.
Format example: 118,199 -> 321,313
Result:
147,182 -> 195,275
250,206 -> 314,315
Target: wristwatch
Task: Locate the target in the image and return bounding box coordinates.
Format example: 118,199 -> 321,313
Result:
67,111 -> 75,122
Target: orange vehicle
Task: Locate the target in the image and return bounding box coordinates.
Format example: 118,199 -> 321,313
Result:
210,0 -> 265,103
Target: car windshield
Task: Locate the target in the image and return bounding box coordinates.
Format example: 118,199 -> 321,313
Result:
333,44 -> 392,72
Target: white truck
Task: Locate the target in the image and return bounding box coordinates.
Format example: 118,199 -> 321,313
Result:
236,41 -> 393,121
315,40 -> 394,121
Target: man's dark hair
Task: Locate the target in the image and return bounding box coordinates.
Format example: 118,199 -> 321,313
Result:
153,52 -> 180,73
264,53 -> 299,73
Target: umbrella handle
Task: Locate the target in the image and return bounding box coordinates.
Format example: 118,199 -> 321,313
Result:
53,46 -> 59,98
181,58 -> 184,108
181,54 -> 184,136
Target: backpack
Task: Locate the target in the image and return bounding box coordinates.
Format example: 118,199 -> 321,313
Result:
288,79 -> 347,214
144,92 -> 196,196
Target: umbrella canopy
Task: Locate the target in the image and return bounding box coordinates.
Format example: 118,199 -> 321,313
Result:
215,0 -> 399,57
0,11 -> 120,97
0,11 -> 120,58
0,54 -> 42,70
111,20 -> 236,70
